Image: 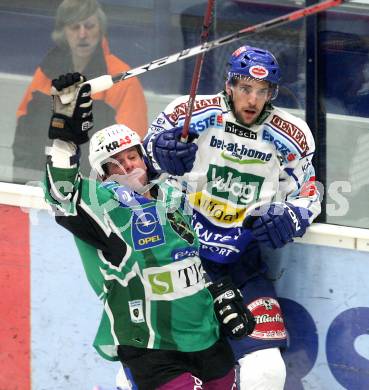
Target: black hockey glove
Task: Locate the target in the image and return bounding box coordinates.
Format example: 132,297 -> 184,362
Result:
49,72 -> 93,145
208,277 -> 255,339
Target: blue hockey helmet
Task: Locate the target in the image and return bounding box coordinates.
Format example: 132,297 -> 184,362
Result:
227,45 -> 281,99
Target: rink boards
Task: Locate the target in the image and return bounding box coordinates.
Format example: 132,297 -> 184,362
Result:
0,200 -> 369,389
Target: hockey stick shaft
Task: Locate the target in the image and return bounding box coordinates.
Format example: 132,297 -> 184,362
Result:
180,0 -> 215,142
60,0 -> 343,104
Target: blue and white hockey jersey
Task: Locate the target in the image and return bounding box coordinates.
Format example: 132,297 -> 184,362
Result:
145,92 -> 321,265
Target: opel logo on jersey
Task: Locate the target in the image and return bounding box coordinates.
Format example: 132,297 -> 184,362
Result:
131,206 -> 165,250
136,212 -> 158,234
249,65 -> 268,79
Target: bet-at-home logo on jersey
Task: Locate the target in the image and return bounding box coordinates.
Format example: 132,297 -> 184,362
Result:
208,164 -> 264,205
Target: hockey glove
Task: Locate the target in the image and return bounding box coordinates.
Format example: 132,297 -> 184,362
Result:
208,277 -> 255,339
49,72 -> 93,145
243,202 -> 311,249
150,127 -> 198,176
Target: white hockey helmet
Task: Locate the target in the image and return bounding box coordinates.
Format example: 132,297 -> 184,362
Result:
89,124 -> 145,176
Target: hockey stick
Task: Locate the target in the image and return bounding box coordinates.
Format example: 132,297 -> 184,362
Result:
180,0 -> 215,142
141,1 -> 215,189
60,0 -> 343,104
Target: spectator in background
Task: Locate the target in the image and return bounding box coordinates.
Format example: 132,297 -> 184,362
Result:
13,0 -> 147,183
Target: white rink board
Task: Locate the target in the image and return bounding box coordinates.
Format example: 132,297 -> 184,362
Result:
2,184 -> 369,389
265,243 -> 369,389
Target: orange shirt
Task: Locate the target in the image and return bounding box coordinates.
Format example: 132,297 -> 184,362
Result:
16,38 -> 148,139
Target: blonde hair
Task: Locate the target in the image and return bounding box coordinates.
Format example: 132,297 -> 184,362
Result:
52,0 -> 107,46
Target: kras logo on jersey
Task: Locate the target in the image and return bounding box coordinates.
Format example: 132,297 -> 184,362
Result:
131,205 -> 165,250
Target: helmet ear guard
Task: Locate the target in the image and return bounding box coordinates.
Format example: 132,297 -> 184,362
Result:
88,124 -> 145,176
226,45 -> 281,100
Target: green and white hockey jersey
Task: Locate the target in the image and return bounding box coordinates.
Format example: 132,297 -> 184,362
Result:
44,164 -> 219,361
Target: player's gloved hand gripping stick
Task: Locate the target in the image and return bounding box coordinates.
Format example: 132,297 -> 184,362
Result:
146,0 -> 215,177
49,72 -> 93,145
148,127 -> 199,176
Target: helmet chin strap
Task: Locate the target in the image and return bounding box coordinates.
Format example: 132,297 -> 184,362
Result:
225,89 -> 235,110
107,168 -> 150,194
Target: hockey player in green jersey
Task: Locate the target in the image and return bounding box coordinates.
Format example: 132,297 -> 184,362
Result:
44,72 -> 255,390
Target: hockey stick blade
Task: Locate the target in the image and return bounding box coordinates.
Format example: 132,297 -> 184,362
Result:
60,0 -> 343,104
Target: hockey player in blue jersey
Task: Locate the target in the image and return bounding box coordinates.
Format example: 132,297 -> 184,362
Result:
143,45 -> 321,389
